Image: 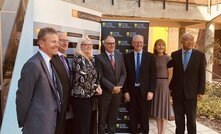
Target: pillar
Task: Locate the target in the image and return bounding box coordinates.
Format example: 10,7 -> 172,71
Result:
204,21 -> 215,83
179,27 -> 186,49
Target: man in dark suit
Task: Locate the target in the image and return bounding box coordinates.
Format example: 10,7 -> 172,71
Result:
124,34 -> 156,134
96,35 -> 127,134
169,33 -> 206,134
16,27 -> 62,134
51,31 -> 71,134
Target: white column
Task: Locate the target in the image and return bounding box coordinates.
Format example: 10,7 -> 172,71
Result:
204,22 -> 215,83
179,28 -> 186,49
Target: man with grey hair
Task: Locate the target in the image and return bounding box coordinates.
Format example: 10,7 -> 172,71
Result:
124,34 -> 156,134
51,31 -> 71,134
169,33 -> 206,134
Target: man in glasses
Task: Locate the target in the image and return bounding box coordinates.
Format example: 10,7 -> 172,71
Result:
124,34 -> 156,134
169,33 -> 206,134
96,35 -> 127,134
51,31 -> 71,134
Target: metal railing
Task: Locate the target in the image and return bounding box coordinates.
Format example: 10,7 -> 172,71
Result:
0,81 -> 9,126
77,0 -> 220,10
0,0 -> 28,128
207,69 -> 221,80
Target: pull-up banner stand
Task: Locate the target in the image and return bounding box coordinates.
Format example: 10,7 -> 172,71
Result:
101,20 -> 149,133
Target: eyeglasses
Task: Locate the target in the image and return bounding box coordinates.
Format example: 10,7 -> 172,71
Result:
106,42 -> 115,45
82,43 -> 93,46
59,39 -> 69,43
133,41 -> 144,44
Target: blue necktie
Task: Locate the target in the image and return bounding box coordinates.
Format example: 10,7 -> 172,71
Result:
135,53 -> 140,83
183,51 -> 188,71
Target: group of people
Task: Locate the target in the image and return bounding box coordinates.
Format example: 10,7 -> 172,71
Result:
16,27 -> 206,134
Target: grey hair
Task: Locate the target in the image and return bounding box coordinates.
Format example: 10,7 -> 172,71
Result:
132,34 -> 144,42
180,33 -> 194,42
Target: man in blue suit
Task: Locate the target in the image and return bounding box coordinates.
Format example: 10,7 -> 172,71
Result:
16,27 -> 63,134
124,34 -> 156,134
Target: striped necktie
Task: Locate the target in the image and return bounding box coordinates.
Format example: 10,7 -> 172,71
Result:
110,54 -> 115,70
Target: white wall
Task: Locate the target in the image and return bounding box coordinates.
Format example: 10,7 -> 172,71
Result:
0,0 -> 101,133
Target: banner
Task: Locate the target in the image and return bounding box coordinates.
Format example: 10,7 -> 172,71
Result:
101,20 -> 149,133
101,20 -> 149,55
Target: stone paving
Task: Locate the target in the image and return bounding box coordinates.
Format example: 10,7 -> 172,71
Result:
149,119 -> 219,134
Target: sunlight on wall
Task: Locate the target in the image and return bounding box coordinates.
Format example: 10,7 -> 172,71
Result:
151,27 -> 168,53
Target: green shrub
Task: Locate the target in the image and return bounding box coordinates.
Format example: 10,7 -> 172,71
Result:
197,82 -> 221,120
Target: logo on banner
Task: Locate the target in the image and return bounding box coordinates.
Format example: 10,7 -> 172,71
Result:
126,32 -> 137,37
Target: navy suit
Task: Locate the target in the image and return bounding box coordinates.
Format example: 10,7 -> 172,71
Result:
51,54 -> 71,134
96,52 -> 126,134
124,51 -> 156,134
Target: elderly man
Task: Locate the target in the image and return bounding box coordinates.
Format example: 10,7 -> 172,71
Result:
124,34 -> 156,134
51,31 -> 71,134
169,33 -> 206,134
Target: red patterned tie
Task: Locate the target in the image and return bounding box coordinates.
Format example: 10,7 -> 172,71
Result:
110,54 -> 115,70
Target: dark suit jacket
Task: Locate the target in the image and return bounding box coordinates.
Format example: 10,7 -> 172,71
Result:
124,51 -> 156,100
169,49 -> 206,99
95,52 -> 126,94
51,54 -> 71,112
16,52 -> 62,134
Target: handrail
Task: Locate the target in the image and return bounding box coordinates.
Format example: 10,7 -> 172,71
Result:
0,82 -> 9,91
0,0 -> 27,129
206,69 -> 221,79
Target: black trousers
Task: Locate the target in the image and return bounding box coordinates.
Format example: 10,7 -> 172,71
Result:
55,108 -> 66,134
72,97 -> 93,134
172,96 -> 197,134
98,92 -> 122,134
65,118 -> 75,134
128,87 -> 149,134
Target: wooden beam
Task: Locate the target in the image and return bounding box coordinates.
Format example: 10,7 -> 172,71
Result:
186,0 -> 189,11
138,0 -> 141,7
112,0 -> 114,5
163,0 -> 166,9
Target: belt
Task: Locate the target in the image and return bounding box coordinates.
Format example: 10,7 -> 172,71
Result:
157,77 -> 168,79
135,83 -> 140,87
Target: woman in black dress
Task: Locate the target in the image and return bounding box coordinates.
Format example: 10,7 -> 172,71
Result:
71,36 -> 102,134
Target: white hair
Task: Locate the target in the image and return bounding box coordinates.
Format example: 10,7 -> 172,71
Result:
75,36 -> 93,57
132,34 -> 144,42
181,33 -> 194,42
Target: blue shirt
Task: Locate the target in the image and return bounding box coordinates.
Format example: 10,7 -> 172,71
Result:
182,49 -> 192,66
39,50 -> 52,78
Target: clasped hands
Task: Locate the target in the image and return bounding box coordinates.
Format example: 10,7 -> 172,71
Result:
95,85 -> 102,95
112,86 -> 122,94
